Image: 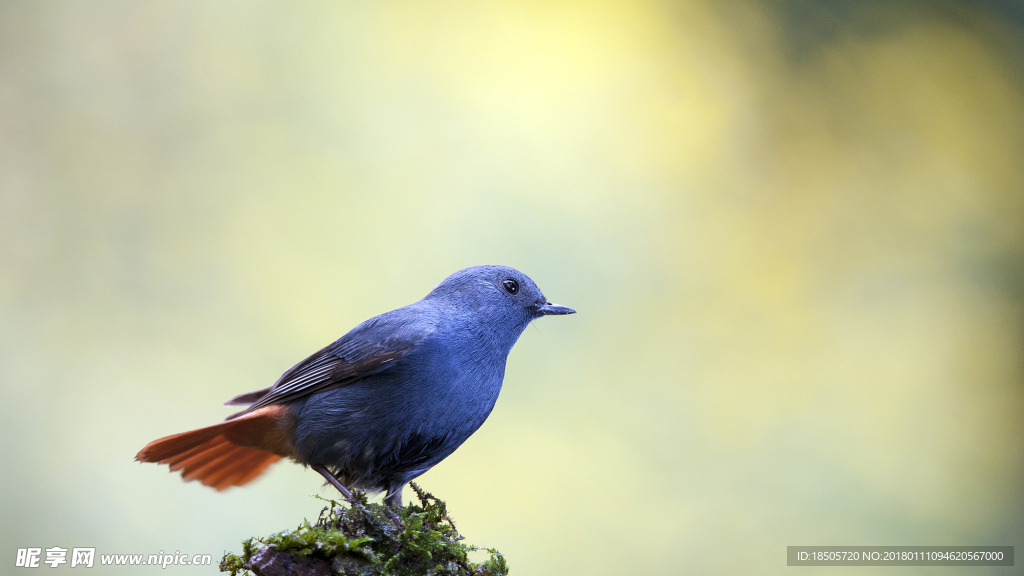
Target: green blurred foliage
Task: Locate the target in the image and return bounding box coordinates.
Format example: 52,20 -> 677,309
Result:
1,1 -> 1021,575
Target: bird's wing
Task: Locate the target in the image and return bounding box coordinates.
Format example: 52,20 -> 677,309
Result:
228,310 -> 435,418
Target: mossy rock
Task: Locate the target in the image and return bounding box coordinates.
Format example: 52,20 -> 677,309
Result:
220,484 -> 508,576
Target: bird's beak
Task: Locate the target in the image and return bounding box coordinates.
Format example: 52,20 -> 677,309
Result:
535,301 -> 576,316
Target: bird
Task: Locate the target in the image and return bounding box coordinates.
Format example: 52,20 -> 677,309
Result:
135,265 -> 574,506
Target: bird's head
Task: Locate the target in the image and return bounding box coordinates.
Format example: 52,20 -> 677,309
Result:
424,265 -> 575,335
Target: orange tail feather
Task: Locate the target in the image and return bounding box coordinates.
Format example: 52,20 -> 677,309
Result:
136,405 -> 295,491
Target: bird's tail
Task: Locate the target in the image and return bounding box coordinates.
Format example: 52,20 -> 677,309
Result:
135,405 -> 295,491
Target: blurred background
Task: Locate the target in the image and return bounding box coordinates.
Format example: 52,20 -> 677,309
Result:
2,1 -> 1022,574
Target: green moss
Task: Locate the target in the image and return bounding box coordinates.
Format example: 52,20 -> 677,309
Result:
220,483 -> 507,576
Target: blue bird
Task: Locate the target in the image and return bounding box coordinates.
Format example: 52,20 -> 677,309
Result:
136,265 -> 574,506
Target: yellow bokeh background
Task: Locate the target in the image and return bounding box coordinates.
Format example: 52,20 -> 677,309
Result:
2,1 -> 1022,574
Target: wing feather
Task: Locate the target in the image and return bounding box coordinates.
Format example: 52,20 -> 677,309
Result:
227,309 -> 435,418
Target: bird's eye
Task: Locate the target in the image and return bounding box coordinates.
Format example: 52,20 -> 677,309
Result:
502,279 -> 519,295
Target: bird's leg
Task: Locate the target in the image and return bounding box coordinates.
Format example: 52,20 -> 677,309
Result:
381,483 -> 406,527
311,463 -> 353,499
383,483 -> 404,508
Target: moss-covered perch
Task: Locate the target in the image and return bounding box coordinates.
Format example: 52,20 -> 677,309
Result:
220,483 -> 508,576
